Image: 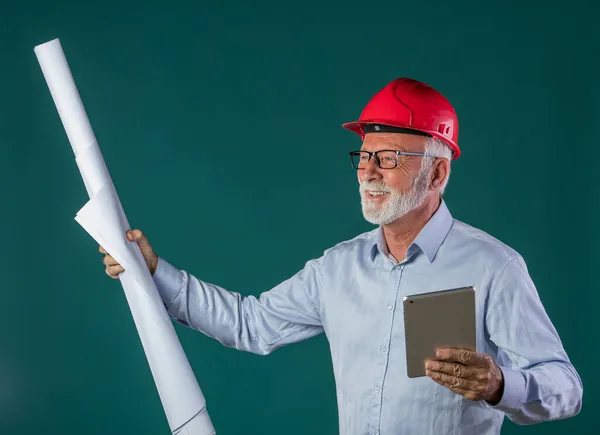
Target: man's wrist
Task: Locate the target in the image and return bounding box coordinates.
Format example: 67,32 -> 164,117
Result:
485,365 -> 505,405
150,257 -> 158,275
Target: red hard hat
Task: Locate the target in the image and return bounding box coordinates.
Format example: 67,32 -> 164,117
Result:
342,78 -> 460,159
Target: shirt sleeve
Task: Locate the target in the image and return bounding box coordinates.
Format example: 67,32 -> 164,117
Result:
485,254 -> 583,424
152,256 -> 324,355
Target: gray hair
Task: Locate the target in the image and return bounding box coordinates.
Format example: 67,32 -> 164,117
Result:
421,137 -> 453,195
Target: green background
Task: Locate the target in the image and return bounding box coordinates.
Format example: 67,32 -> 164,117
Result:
1,0 -> 597,434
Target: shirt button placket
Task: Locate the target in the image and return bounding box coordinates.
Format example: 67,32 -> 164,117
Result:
382,264 -> 404,433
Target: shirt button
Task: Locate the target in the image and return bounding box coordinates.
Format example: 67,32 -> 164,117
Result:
387,304 -> 393,310
381,346 -> 387,352
374,387 -> 380,393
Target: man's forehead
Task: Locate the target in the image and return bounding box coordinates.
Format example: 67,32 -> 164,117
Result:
360,132 -> 427,151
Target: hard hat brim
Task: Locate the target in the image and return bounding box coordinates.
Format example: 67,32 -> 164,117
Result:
342,119 -> 460,160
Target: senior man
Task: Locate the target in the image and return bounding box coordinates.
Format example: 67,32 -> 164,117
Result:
100,78 -> 583,434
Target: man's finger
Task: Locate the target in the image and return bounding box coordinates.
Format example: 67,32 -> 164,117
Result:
440,383 -> 482,401
435,348 -> 484,366
425,360 -> 478,379
425,360 -> 461,376
426,369 -> 484,392
109,265 -> 125,275
99,245 -> 106,254
103,255 -> 118,266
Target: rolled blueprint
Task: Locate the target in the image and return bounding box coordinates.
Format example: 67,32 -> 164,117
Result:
34,38 -> 216,435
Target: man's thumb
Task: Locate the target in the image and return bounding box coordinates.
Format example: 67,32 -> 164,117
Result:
127,229 -> 150,248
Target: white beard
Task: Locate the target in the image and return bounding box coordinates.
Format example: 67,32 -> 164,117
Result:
360,166 -> 431,225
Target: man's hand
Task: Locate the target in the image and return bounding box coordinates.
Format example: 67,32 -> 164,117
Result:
425,348 -> 504,404
99,229 -> 159,278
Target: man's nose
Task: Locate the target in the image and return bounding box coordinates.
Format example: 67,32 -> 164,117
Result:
359,156 -> 382,182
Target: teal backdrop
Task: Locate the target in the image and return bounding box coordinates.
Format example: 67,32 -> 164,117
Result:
1,0 -> 597,434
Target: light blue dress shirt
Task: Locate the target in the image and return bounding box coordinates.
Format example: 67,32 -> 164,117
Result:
153,199 -> 582,434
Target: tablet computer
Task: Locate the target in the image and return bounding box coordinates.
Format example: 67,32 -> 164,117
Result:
403,286 -> 477,378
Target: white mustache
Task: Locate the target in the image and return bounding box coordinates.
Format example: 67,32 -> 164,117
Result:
360,181 -> 392,194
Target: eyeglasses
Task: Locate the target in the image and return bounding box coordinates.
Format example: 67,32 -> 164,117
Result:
349,150 -> 439,169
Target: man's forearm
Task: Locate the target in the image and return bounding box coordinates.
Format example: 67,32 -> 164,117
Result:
152,257 -> 275,354
152,256 -> 324,356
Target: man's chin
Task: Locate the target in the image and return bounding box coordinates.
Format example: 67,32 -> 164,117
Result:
362,208 -> 397,226
363,214 -> 398,226
362,203 -> 415,225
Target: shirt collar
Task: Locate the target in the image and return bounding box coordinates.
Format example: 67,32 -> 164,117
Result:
369,199 -> 453,263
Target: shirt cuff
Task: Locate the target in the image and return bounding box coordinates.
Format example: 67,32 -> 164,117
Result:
487,365 -> 526,413
152,257 -> 185,304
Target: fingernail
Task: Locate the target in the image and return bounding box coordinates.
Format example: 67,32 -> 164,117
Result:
436,350 -> 443,358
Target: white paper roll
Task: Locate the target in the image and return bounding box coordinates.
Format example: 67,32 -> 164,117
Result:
34,38 -> 216,435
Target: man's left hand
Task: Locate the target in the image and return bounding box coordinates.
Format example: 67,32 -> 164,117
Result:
425,348 -> 504,404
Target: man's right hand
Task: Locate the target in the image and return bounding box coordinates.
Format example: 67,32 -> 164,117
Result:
99,229 -> 159,278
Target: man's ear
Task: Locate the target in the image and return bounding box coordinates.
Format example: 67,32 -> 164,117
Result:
430,159 -> 449,190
